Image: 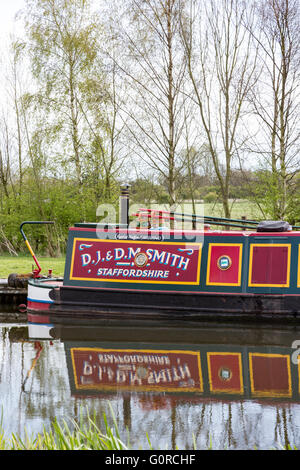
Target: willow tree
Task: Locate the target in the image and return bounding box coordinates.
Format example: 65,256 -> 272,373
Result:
23,0 -> 108,190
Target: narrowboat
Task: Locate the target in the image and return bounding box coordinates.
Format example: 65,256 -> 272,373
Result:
23,189 -> 300,323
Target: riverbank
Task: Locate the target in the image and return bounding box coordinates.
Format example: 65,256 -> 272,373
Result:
0,255 -> 64,319
0,255 -> 65,279
0,278 -> 27,320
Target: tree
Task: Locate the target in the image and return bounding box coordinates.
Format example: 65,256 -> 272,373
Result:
7,40 -> 25,199
23,0 -> 108,190
114,0 -> 189,207
247,0 -> 300,220
181,0 -> 259,218
79,32 -> 129,203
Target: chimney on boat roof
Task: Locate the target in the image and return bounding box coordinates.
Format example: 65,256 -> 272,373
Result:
120,184 -> 130,227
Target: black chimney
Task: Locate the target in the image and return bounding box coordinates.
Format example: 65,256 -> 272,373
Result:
119,184 -> 130,226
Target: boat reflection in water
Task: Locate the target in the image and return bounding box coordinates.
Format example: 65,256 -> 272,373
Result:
25,317 -> 300,449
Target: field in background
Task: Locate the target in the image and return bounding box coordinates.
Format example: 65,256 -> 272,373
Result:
203,200 -> 261,219
146,200 -> 262,229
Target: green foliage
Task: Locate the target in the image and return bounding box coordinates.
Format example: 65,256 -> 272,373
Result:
0,406 -> 129,450
130,178 -> 169,205
0,174 -> 120,255
245,169 -> 300,223
22,0 -> 115,189
203,191 -> 218,203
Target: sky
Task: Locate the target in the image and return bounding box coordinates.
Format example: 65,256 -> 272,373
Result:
0,1 -> 27,107
0,0 -> 26,39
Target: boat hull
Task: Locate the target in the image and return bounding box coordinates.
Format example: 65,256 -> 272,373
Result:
27,279 -> 300,323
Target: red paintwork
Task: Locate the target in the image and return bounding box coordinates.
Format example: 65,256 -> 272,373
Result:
251,246 -> 289,285
71,239 -> 201,284
71,348 -> 202,392
27,313 -> 51,323
69,227 -> 300,236
208,245 -> 242,285
208,353 -> 243,394
27,300 -> 50,311
250,355 -> 291,396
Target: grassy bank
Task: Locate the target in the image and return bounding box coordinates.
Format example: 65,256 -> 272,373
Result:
0,410 -> 129,450
0,255 -> 65,279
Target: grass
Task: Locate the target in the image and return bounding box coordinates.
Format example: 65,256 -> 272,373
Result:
0,254 -> 65,279
203,200 -> 262,220
0,407 -> 129,450
146,200 -> 262,222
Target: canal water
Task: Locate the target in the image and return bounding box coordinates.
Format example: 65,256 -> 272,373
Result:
1,314 -> 300,450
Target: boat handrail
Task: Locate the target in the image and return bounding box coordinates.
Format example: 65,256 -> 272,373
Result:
134,208 -> 300,231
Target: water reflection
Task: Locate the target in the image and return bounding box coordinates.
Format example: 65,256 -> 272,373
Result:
2,317 -> 300,449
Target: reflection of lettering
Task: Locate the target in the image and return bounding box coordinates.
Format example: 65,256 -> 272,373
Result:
80,363 -> 193,386
291,340 -> 300,365
76,351 -> 198,390
83,361 -> 93,375
97,353 -> 171,365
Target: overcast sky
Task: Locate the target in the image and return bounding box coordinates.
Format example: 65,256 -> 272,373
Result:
0,0 -> 25,39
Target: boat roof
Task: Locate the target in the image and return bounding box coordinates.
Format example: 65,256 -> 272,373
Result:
69,226 -> 300,237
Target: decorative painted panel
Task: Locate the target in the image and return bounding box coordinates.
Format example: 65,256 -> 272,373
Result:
69,238 -> 202,285
248,244 -> 291,287
71,348 -> 203,393
207,352 -> 244,394
206,244 -> 243,286
249,353 -> 292,397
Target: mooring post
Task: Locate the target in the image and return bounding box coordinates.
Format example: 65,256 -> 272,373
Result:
120,184 -> 130,226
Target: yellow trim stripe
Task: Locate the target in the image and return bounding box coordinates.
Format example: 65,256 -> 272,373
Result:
298,355 -> 300,395
297,245 -> 300,288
